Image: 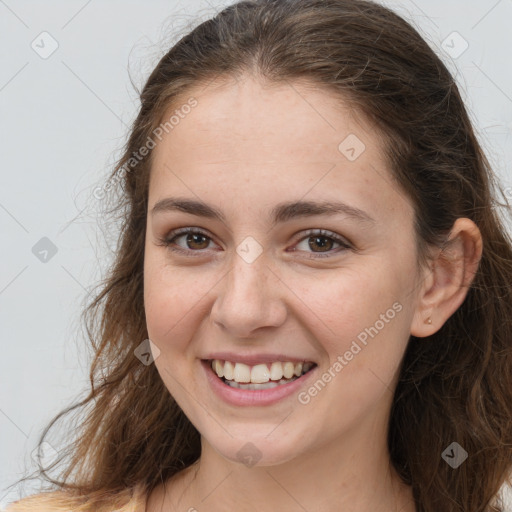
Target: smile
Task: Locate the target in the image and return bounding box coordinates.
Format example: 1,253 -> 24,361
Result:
210,359 -> 316,390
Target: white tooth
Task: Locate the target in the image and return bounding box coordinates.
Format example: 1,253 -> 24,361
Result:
270,361 -> 283,381
230,381 -> 280,390
223,360 -> 234,380
283,362 -> 295,379
213,360 -> 224,378
224,377 -> 298,390
234,362 -> 251,383
278,376 -> 298,384
294,362 -> 303,377
251,364 -> 270,383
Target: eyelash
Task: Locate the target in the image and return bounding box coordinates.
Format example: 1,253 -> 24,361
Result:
158,227 -> 352,259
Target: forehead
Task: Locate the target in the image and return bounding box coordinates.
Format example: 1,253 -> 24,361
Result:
148,74 -> 413,228
157,75 -> 375,160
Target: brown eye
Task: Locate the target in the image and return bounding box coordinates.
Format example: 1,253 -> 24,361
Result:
307,235 -> 335,252
160,227 -> 216,256
184,232 -> 210,250
292,229 -> 351,259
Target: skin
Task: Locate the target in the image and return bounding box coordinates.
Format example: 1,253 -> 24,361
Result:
143,73 -> 482,512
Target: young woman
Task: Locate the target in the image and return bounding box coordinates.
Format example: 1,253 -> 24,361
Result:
5,0 -> 512,511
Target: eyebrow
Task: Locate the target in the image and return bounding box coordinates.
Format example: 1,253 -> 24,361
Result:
150,197 -> 376,226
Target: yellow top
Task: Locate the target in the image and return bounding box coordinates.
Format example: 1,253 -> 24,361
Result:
4,479 -> 512,511
2,483 -> 148,512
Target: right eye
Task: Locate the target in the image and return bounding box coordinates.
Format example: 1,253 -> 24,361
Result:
158,227 -> 218,256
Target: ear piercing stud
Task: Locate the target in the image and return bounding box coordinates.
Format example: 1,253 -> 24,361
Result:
426,317 -> 432,324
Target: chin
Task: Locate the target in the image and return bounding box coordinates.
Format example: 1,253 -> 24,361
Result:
207,432 -> 303,468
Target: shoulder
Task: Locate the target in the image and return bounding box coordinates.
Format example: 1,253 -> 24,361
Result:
2,483 -> 147,512
2,490 -> 71,512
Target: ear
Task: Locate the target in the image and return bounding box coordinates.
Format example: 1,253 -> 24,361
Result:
410,218 -> 483,337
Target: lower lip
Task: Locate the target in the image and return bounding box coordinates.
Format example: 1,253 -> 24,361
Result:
201,360 -> 317,406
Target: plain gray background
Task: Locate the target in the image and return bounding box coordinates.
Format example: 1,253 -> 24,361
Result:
1,0 -> 512,507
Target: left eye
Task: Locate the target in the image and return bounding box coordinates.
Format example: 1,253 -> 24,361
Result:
292,230 -> 351,256
159,228 -> 351,258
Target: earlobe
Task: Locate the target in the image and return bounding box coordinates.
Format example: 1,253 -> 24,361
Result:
410,263 -> 436,337
410,218 -> 483,338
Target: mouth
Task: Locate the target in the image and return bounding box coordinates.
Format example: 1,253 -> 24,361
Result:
206,358 -> 317,391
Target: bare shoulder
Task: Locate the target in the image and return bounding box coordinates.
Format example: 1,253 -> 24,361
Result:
2,484 -> 147,512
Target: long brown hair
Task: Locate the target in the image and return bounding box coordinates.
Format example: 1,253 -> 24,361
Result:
7,1 -> 512,510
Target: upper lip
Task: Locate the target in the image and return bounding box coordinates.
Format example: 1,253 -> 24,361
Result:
202,352 -> 317,366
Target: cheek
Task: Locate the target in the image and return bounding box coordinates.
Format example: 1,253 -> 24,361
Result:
296,266 -> 412,425
292,262 -> 405,352
143,254 -> 217,350
143,260 -> 210,393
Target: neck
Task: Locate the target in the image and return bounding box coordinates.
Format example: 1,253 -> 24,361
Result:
148,411 -> 416,512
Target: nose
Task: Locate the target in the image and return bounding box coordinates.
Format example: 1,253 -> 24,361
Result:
210,248 -> 287,338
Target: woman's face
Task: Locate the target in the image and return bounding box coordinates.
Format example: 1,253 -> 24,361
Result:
144,74 -> 425,467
